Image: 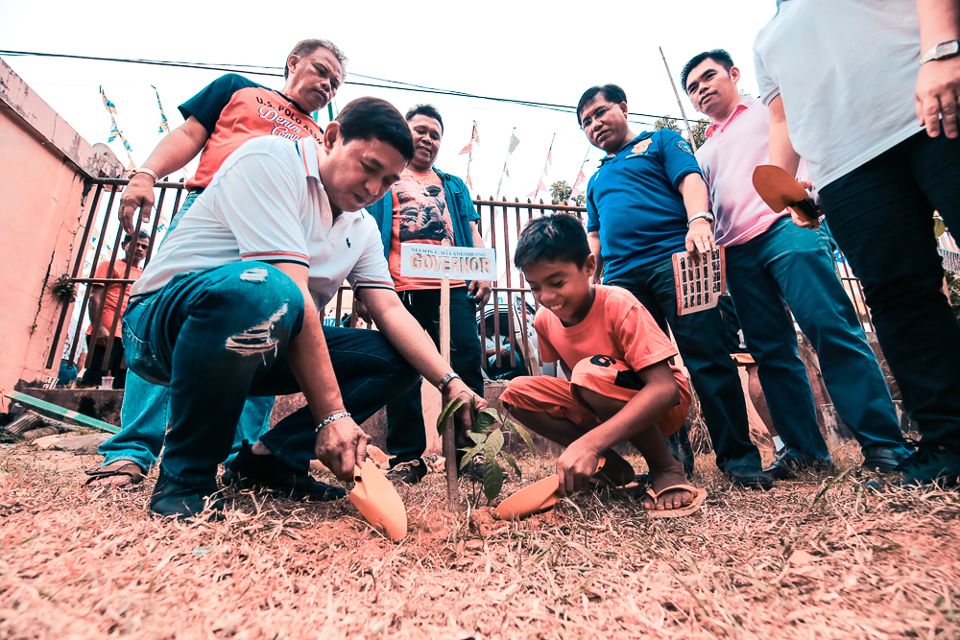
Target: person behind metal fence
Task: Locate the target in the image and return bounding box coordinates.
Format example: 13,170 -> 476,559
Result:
360,104 -> 491,485
576,83 -> 772,490
754,0 -> 960,487
682,48 -> 912,479
500,214 -> 705,515
121,97 -> 486,518
80,231 -> 149,390
88,39 -> 345,492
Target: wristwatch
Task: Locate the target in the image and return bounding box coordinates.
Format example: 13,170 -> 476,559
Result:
438,371 -> 461,391
920,40 -> 960,65
687,211 -> 715,227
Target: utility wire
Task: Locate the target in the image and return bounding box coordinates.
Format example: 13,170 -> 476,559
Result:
0,49 -> 692,126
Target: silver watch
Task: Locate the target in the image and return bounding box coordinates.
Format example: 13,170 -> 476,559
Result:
687,211 -> 715,227
920,40 -> 960,65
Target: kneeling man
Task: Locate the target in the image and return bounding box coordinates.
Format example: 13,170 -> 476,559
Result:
123,97 -> 485,518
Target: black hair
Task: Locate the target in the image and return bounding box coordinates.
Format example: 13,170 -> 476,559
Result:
335,97 -> 415,161
285,39 -> 346,79
405,104 -> 444,133
680,49 -> 735,93
122,230 -> 150,245
576,84 -> 627,126
514,214 -> 590,269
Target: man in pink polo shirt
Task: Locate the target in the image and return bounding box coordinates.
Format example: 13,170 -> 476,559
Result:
681,49 -> 910,479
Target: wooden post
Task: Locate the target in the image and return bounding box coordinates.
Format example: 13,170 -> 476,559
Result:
439,276 -> 459,509
658,45 -> 699,151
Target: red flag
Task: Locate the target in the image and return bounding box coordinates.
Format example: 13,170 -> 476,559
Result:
459,121 -> 479,155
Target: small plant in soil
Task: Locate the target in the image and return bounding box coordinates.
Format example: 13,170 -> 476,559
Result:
438,401 -> 537,503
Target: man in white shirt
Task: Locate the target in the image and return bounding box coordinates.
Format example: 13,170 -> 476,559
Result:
125,97 -> 486,518
683,48 -> 910,479
754,0 -> 960,486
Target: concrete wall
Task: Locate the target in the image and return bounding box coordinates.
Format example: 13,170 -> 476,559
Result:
0,58 -> 119,409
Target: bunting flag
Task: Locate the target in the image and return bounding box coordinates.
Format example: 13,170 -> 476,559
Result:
151,85 -> 170,134
459,121 -> 480,155
460,121 -> 479,189
528,133 -> 556,200
570,147 -> 592,198
99,86 -> 135,166
495,128 -> 520,198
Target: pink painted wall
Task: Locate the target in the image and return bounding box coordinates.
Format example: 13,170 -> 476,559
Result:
0,58 -> 117,408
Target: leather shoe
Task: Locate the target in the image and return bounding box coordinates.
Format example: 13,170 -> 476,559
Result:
724,466 -> 774,490
226,441 -> 346,501
150,469 -> 222,519
763,451 -> 834,480
861,446 -> 910,473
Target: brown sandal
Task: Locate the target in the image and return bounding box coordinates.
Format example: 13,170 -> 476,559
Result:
84,460 -> 144,488
642,483 -> 707,519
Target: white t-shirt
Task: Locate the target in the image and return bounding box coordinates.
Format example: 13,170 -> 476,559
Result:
754,0 -> 922,188
132,136 -> 394,307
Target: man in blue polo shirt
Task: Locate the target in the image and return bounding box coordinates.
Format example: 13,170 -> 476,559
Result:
578,83 -> 771,489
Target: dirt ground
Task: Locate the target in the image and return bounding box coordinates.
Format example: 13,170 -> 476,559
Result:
1,442 -> 958,640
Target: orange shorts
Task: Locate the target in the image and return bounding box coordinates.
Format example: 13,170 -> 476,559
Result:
500,355 -> 691,437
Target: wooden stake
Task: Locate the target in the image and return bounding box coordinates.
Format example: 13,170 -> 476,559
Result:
439,276 -> 459,509
658,45 -> 699,151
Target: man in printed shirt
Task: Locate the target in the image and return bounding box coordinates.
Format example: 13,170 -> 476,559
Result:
89,39 -> 344,492
683,49 -> 911,479
577,84 -> 771,489
125,98 -> 486,518
363,105 -> 490,484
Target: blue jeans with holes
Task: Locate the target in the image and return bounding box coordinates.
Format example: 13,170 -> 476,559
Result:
123,262 -> 418,485
725,217 -> 909,461
98,190 -> 273,471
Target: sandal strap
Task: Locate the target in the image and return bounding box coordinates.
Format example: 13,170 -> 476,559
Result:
649,483 -> 700,500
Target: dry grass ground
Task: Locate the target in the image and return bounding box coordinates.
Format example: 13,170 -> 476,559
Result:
1,442 -> 958,640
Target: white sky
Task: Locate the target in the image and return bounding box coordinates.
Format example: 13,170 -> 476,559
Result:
1,0 -> 776,199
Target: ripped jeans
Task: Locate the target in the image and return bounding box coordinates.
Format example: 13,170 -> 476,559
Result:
123,261 -> 418,486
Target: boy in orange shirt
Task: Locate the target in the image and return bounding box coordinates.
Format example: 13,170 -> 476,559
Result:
501,214 -> 703,514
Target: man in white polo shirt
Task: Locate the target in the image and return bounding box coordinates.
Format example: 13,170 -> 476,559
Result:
682,49 -> 911,480
754,0 -> 960,486
124,97 -> 486,518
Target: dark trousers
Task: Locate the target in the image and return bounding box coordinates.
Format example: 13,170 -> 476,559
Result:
123,262 -> 419,485
819,131 -> 960,448
606,256 -> 762,471
80,336 -> 126,388
386,288 -> 485,464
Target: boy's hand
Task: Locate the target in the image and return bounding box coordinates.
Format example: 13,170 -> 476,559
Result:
467,280 -> 492,308
314,416 -> 370,481
788,180 -> 821,229
557,441 -> 602,497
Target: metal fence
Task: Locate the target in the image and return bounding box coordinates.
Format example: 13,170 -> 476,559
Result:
51,178 -> 877,385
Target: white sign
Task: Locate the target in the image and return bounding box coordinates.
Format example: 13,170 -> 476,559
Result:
399,243 -> 497,281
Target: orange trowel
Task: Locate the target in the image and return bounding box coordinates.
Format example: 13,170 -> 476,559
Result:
494,458 -> 606,521
752,164 -> 820,223
348,460 -> 408,541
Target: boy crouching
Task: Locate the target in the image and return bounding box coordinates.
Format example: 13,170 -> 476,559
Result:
501,214 -> 704,514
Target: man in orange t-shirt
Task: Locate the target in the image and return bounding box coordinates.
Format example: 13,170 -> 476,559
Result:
81,231 -> 149,388
501,214 -> 705,515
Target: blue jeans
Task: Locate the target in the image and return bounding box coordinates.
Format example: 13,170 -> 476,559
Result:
606,256 -> 762,472
725,217 -> 909,461
386,288 -> 484,464
123,262 -> 418,485
98,189 -> 274,470
819,131 -> 960,448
